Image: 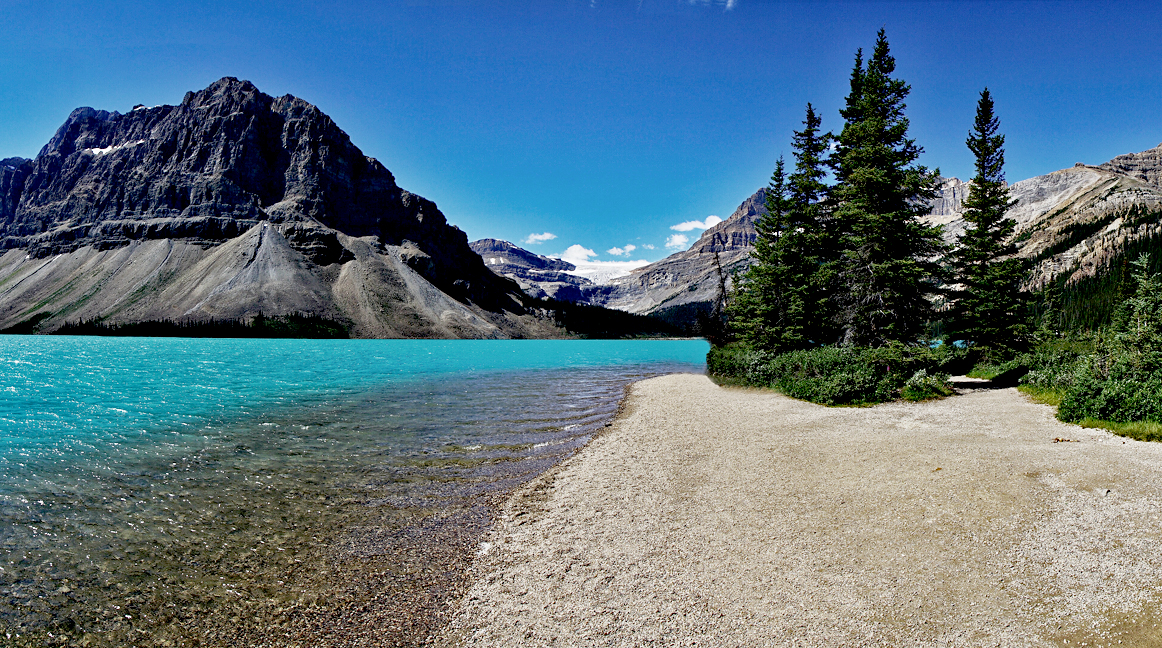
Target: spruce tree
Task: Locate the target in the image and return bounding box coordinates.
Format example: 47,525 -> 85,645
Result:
729,158 -> 790,350
830,29 -> 945,346
730,104 -> 835,351
783,103 -> 838,346
949,88 -> 1030,357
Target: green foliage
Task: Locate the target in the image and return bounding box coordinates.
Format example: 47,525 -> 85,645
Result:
947,89 -> 1031,358
730,104 -> 837,352
1014,342 -> 1089,392
1035,232 -> 1162,332
901,369 -> 953,401
708,341 -> 967,406
1055,254 -> 1162,423
648,302 -> 718,336
538,299 -> 682,339
1076,418 -> 1162,443
830,29 -> 946,346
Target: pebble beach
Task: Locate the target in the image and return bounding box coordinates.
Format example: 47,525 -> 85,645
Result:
439,373 -> 1162,647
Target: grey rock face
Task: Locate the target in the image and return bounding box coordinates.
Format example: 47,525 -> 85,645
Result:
924,164 -> 1162,289
6,79 -> 390,250
589,189 -> 766,315
1098,143 -> 1162,191
0,78 -> 552,338
471,238 -> 575,272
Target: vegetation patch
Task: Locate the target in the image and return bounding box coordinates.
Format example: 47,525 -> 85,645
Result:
1017,384 -> 1065,407
0,311 -> 54,334
709,342 -> 966,406
535,298 -> 681,339
966,364 -> 1003,379
901,369 -> 954,402
1076,418 -> 1162,443
52,313 -> 352,339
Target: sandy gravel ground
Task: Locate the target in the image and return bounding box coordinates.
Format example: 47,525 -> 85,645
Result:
437,374 -> 1162,647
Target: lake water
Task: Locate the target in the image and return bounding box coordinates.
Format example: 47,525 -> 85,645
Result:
0,337 -> 707,647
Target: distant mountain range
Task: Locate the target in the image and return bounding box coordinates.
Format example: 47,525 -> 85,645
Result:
470,190 -> 765,327
3,77 -> 1159,337
474,141 -> 1162,330
0,78 -> 568,338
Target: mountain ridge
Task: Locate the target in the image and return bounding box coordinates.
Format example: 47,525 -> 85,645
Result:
0,78 -> 561,338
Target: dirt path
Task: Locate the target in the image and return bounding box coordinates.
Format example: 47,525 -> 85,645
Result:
438,374 -> 1162,647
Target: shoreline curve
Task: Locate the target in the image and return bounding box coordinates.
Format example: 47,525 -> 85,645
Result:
437,373 -> 1162,647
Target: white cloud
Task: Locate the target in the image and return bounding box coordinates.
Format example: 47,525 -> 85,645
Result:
523,232 -> 557,245
665,234 -> 690,250
670,215 -> 722,232
607,244 -> 637,256
642,244 -> 656,250
560,244 -> 597,265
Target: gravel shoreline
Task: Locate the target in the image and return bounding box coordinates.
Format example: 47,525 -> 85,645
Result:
438,373 -> 1162,647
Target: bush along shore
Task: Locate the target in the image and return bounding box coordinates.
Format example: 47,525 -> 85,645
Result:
708,343 -> 963,405
707,30 -> 1162,441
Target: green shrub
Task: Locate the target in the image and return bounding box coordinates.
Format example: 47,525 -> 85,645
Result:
1017,345 -> 1087,392
901,369 -> 953,401
1054,255 -> 1162,424
707,342 -> 965,406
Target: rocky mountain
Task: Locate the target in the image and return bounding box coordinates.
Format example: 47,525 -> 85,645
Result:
586,189 -> 766,318
0,78 -> 563,338
921,164 -> 1162,289
469,238 -> 593,303
1098,142 -> 1162,191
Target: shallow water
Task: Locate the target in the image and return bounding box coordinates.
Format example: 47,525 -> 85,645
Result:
0,337 -> 707,646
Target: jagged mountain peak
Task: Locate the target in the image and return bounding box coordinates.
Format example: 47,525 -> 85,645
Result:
8,77 -> 413,254
469,238 -> 591,303
0,79 -> 549,338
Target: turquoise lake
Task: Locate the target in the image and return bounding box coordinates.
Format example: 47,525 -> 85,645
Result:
0,337 -> 708,647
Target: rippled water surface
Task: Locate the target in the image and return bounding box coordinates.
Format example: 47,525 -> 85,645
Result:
0,337 -> 708,646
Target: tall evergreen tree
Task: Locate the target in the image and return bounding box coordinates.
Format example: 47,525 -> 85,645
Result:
729,158 -> 790,350
830,29 -> 945,346
784,103 -> 838,346
729,104 -> 836,351
948,88 -> 1030,356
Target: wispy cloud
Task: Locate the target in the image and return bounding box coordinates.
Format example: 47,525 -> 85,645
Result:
670,215 -> 722,232
607,244 -> 637,256
665,234 -> 690,250
684,0 -> 738,11
642,244 -> 656,250
523,232 -> 557,245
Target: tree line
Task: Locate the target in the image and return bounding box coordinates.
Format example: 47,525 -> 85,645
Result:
714,29 -> 1162,436
728,29 -> 1029,360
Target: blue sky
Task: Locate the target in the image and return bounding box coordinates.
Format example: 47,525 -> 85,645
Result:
1,1 -> 1160,270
